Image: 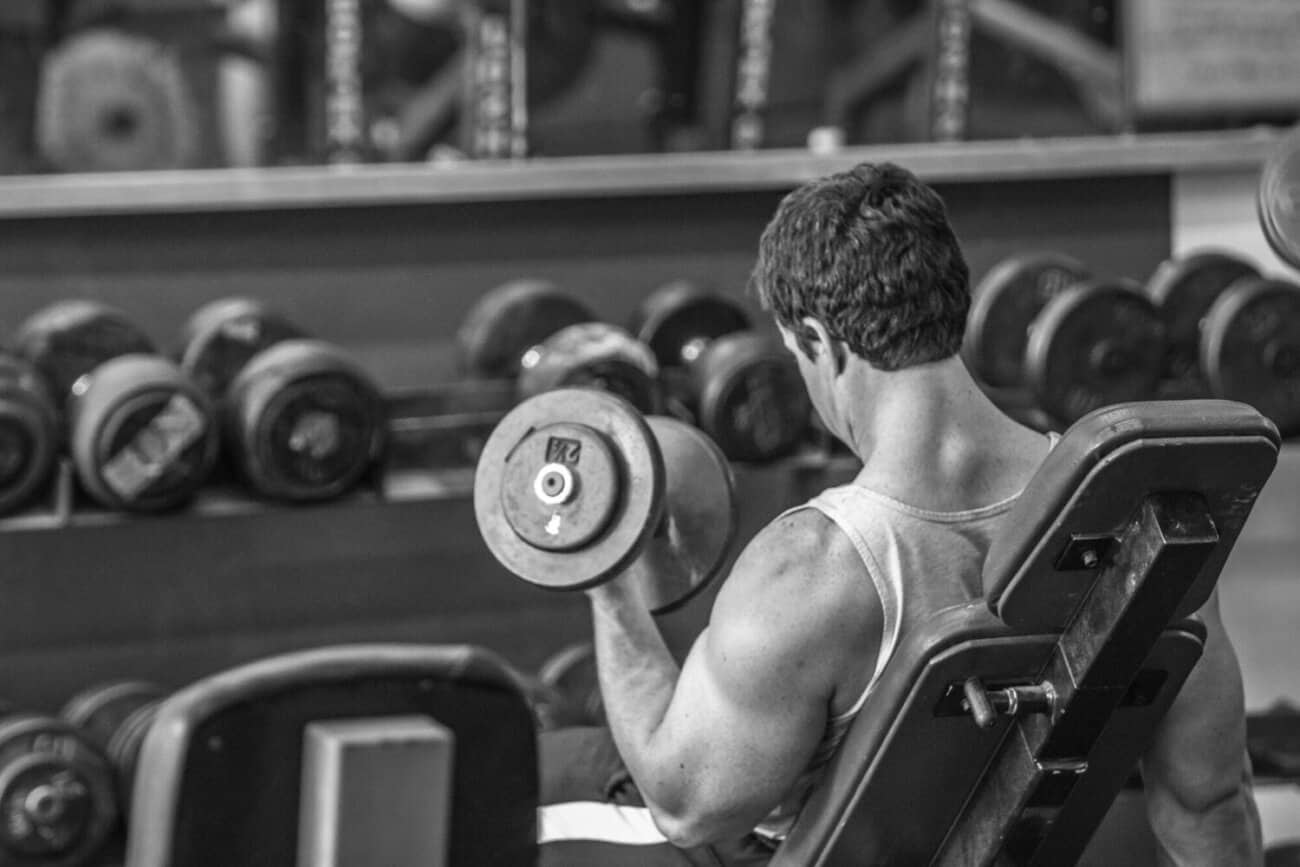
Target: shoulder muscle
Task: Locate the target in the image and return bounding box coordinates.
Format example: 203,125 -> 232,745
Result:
707,507 -> 883,708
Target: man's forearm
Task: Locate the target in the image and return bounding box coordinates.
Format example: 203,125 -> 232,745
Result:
588,588 -> 685,814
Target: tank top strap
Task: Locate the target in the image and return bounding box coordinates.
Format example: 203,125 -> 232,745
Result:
778,490 -> 903,688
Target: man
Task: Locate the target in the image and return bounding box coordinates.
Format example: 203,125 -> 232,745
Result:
540,162 -> 1262,866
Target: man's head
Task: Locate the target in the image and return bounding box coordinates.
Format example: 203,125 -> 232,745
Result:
750,162 -> 970,370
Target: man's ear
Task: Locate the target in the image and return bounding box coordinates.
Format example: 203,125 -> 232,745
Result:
800,317 -> 846,373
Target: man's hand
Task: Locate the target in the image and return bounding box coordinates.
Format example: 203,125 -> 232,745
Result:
585,518 -> 691,614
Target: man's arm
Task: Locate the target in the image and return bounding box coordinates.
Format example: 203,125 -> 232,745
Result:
1140,589 -> 1263,866
586,510 -> 881,847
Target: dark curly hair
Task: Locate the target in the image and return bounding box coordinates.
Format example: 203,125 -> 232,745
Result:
750,162 -> 970,370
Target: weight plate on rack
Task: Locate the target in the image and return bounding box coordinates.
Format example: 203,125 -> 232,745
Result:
0,353 -> 58,516
71,355 -> 219,512
1201,277 -> 1300,438
0,714 -> 118,865
1025,280 -> 1165,426
963,252 -> 1090,388
178,297 -> 306,398
517,322 -> 661,414
14,300 -> 156,401
630,281 -> 752,369
457,280 -> 596,380
693,332 -> 810,462
1259,125 -> 1300,272
227,340 -> 387,502
1145,250 -> 1259,387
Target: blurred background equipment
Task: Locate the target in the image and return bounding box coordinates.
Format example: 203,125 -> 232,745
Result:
0,707 -> 119,867
0,352 -> 59,517
631,280 -> 810,462
0,0 -> 1294,170
1143,251 -> 1261,398
14,301 -> 220,514
962,253 -> 1166,431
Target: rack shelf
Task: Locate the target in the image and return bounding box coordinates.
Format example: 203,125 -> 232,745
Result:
0,128 -> 1281,219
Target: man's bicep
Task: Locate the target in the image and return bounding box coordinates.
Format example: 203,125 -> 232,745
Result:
665,618 -> 829,806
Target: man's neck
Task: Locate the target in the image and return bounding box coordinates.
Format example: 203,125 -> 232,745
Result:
840,357 -> 1038,507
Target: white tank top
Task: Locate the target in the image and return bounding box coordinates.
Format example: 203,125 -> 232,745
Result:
755,435 -> 1058,840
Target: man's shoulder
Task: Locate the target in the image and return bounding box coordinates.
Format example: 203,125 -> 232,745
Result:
712,505 -> 879,642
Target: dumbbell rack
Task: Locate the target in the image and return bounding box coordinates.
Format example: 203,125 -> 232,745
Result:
0,128 -> 1293,718
0,375 -> 860,712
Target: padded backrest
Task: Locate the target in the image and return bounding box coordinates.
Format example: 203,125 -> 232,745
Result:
126,644 -> 538,867
986,400 -> 1279,630
771,603 -> 1031,866
775,400 -> 1279,866
772,608 -> 1206,866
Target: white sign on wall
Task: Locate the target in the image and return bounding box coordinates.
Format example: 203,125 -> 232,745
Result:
1126,0 -> 1300,117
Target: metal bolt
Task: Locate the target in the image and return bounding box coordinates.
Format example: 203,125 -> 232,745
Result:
288,411 -> 341,460
533,462 -> 576,506
24,785 -> 64,824
1081,548 -> 1099,568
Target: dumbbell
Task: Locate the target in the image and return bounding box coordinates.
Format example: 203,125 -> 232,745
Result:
630,281 -> 811,461
0,352 -> 59,516
0,704 -> 120,867
1199,276 -> 1300,438
474,387 -> 735,614
14,300 -> 220,512
458,280 -> 661,413
1143,250 -> 1261,397
963,253 -> 1165,428
175,298 -> 387,502
60,681 -> 165,806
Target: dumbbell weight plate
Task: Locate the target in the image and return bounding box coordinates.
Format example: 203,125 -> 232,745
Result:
1259,125 -> 1300,272
693,332 -> 810,462
14,300 -> 156,402
0,354 -> 59,516
37,29 -> 199,173
1201,278 -> 1300,438
1145,251 -> 1260,389
178,297 -> 306,398
1025,281 -> 1165,426
963,253 -> 1091,388
62,681 -> 163,758
476,388 -> 665,593
517,322 -> 661,414
457,280 -> 595,380
226,340 -> 387,502
643,415 -> 735,612
61,681 -> 164,803
71,355 -> 219,512
630,281 -> 752,369
0,715 -> 118,867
